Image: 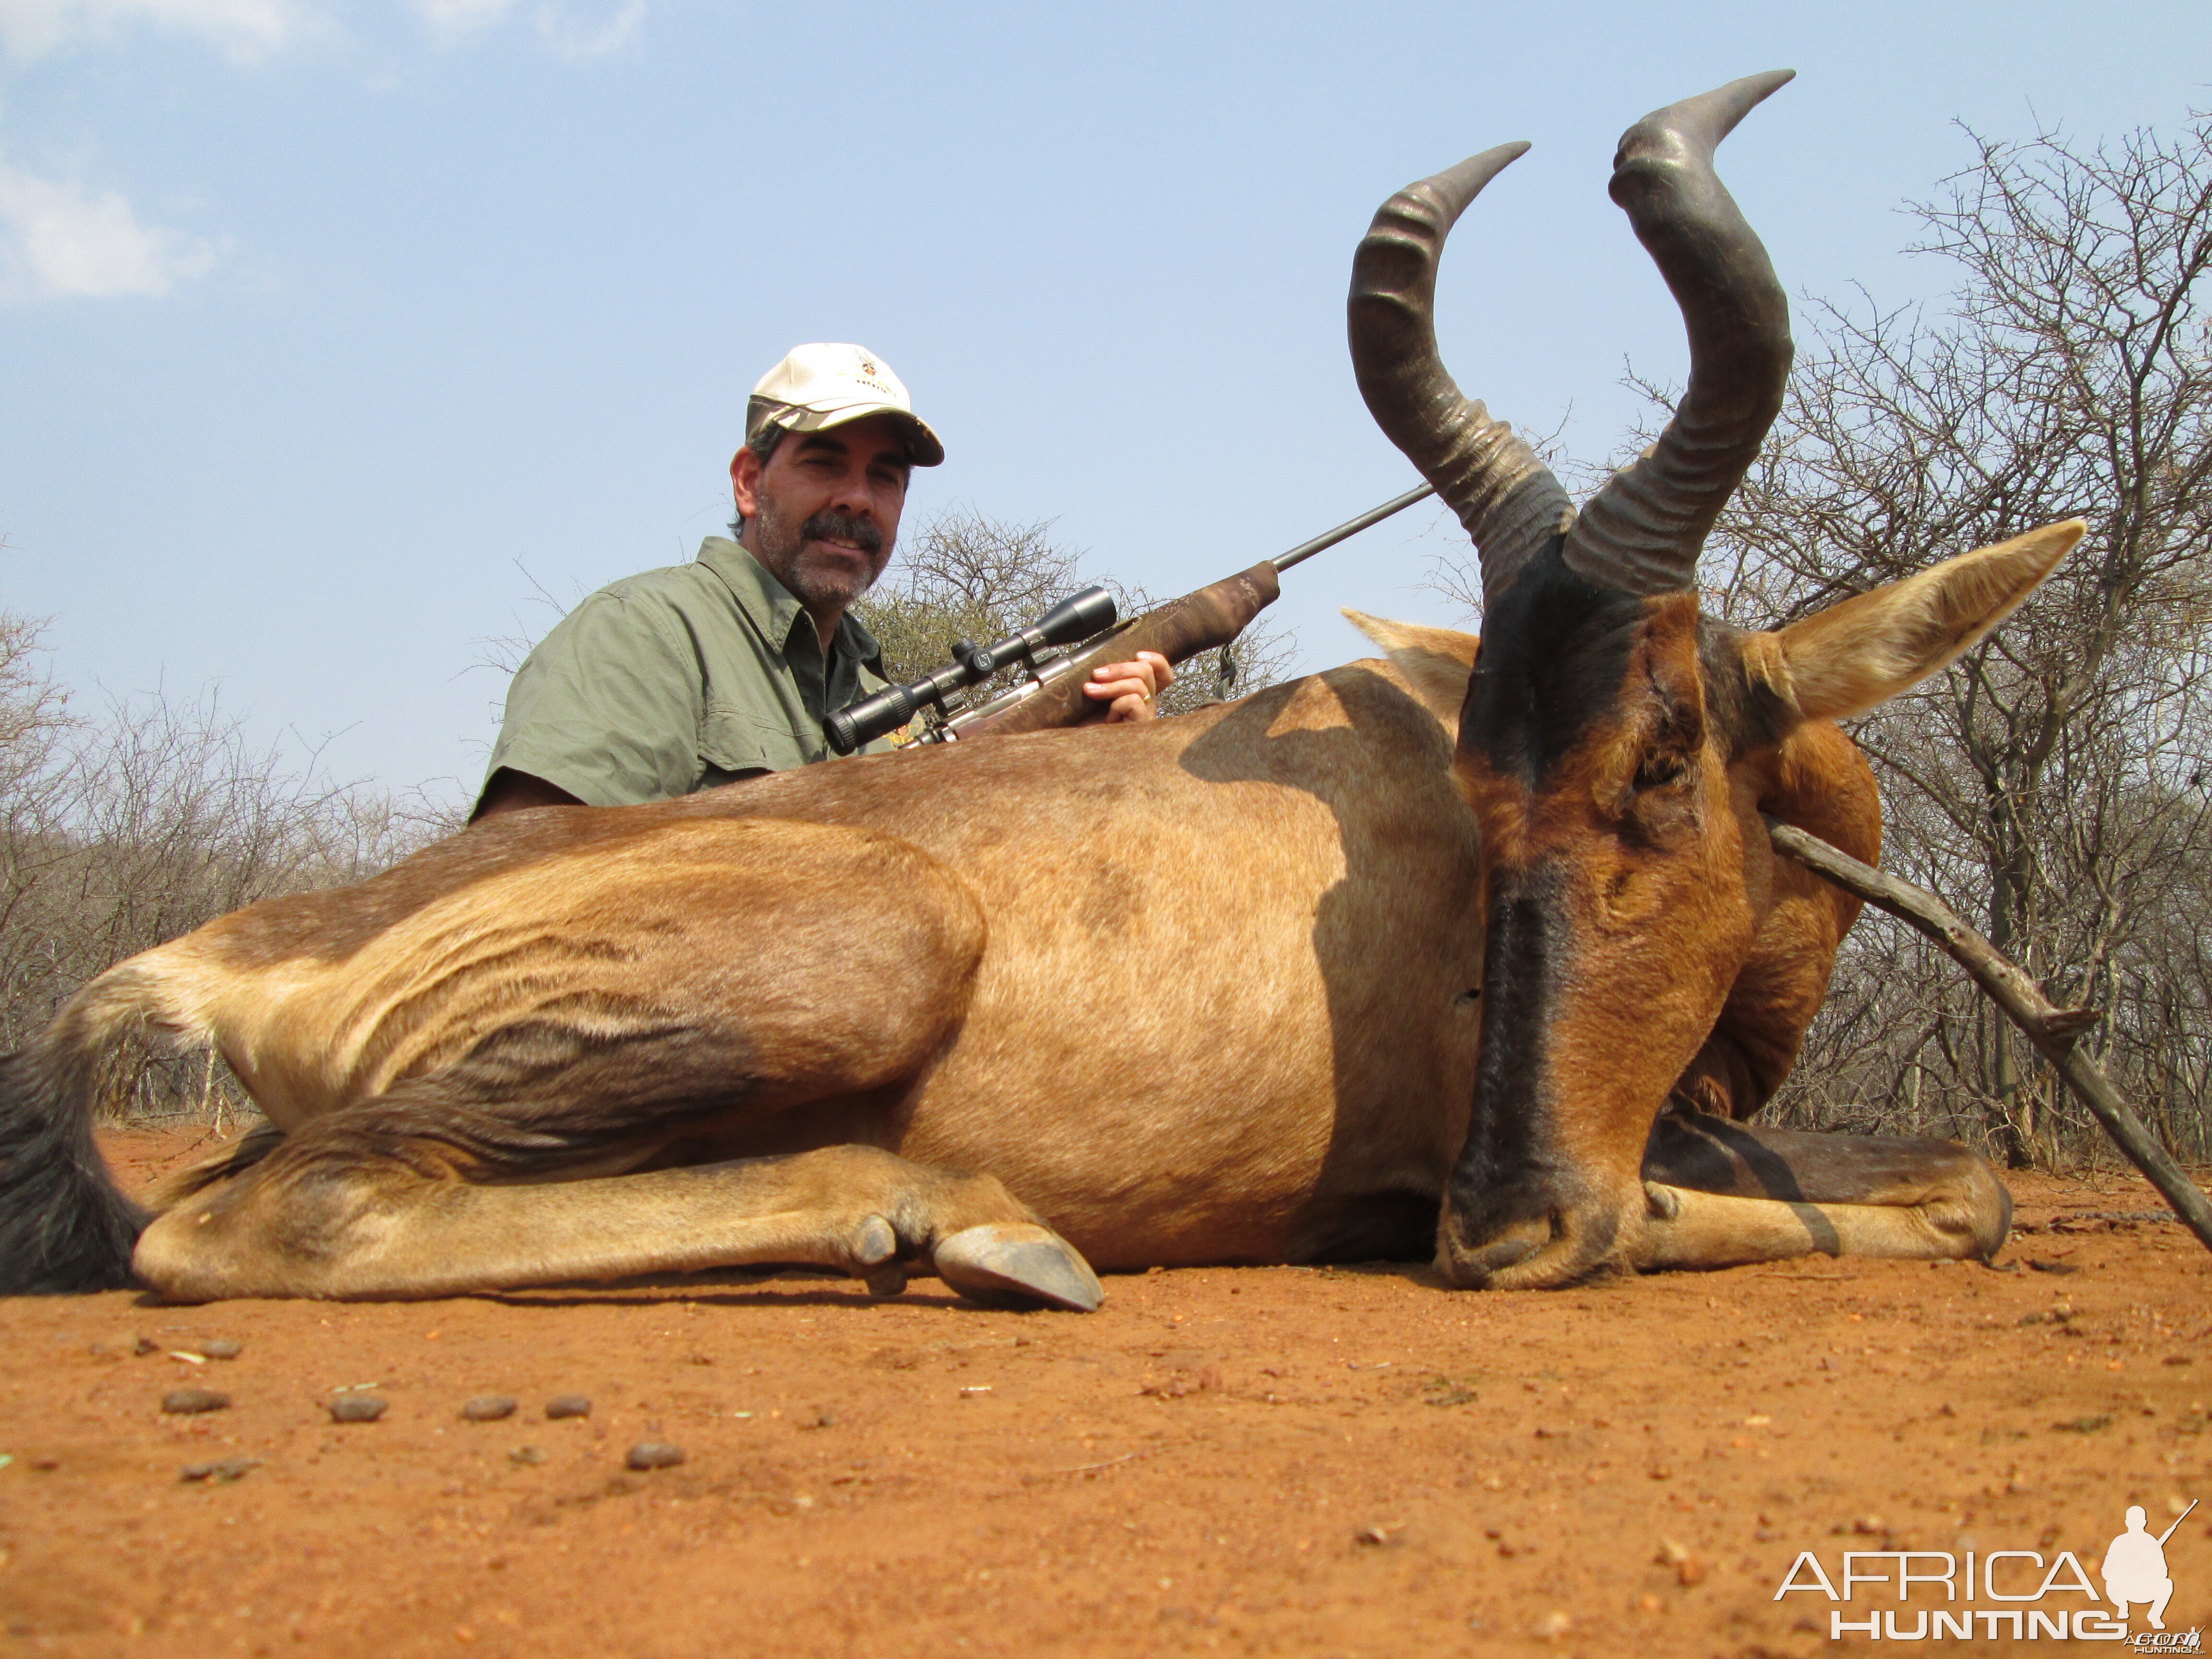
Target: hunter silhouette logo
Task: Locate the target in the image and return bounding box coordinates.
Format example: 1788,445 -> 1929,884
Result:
2107,1501 -> 2195,1637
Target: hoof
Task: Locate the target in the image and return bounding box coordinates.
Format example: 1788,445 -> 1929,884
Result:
863,1264 -> 909,1300
933,1224 -> 1104,1313
853,1214 -> 898,1267
851,1215 -> 907,1298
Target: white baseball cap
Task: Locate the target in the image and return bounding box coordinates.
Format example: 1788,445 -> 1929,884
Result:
745,342 -> 945,468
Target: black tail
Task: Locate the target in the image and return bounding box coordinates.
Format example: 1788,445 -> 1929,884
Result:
0,1017 -> 150,1294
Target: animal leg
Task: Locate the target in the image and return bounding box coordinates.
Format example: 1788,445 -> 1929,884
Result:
132,815 -> 1101,1309
134,1119 -> 1102,1310
1631,1107 -> 2010,1269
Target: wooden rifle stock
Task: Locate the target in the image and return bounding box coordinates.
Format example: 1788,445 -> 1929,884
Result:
947,561 -> 1281,741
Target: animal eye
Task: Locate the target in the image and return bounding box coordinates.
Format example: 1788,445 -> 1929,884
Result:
1634,751 -> 1687,791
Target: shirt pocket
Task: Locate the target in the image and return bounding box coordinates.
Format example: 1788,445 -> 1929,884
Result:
697,705 -> 774,784
745,709 -> 820,771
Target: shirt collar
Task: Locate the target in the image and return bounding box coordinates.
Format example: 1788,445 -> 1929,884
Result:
697,536 -> 884,667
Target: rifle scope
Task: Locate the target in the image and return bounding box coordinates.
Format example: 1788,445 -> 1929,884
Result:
823,585 -> 1118,756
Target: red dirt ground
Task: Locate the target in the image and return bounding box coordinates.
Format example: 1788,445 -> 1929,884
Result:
0,1128 -> 2207,1659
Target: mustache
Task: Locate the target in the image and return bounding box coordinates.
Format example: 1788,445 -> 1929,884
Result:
802,512 -> 883,557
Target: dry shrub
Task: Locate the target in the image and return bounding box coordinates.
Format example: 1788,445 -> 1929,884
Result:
0,614 -> 462,1121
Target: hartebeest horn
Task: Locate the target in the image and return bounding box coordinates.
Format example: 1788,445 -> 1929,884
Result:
1563,70 -> 1797,597
1350,143 -> 1575,612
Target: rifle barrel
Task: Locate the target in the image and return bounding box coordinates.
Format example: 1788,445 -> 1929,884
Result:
2156,1498 -> 2198,1545
1269,481 -> 1437,574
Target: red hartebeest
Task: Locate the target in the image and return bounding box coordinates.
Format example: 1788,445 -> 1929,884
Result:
0,72 -> 2079,1307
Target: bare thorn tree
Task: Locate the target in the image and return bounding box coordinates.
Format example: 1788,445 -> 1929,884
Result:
1708,111 -> 2212,1168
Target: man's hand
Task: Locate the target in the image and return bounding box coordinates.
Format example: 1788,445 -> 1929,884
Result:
1082,651 -> 1176,722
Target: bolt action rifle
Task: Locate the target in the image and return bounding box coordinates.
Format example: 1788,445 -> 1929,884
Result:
823,482 -> 1436,755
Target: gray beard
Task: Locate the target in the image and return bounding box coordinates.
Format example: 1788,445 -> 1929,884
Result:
750,503 -> 889,611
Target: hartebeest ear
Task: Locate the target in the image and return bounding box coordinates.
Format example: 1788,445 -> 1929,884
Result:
1751,520 -> 2086,723
1344,610 -> 1480,728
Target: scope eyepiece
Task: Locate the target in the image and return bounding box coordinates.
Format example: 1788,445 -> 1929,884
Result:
824,681 -> 924,756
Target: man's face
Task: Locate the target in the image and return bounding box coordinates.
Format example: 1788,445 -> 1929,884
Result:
732,414 -> 911,618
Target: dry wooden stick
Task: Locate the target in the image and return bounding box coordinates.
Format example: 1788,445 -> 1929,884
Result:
1765,817 -> 2212,1257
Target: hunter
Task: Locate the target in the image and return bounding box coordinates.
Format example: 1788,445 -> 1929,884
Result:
474,343 -> 1172,818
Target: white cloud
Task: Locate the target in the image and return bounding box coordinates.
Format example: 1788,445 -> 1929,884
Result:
0,154 -> 218,301
535,0 -> 638,60
406,0 -> 515,48
0,0 -> 639,67
407,0 -> 639,57
0,0 -> 323,64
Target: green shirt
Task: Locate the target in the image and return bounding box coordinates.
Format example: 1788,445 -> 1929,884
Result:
479,537 -> 894,811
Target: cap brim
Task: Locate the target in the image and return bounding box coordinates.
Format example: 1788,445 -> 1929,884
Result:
768,399 -> 945,467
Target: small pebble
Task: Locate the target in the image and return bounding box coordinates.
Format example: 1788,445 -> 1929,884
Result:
161,1388 -> 229,1415
196,1339 -> 243,1361
328,1395 -> 387,1424
799,1407 -> 836,1430
544,1395 -> 591,1420
132,1337 -> 160,1357
460,1395 -> 517,1422
625,1442 -> 684,1471
180,1457 -> 259,1483
508,1446 -> 546,1467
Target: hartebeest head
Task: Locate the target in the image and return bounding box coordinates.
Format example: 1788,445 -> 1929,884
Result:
1350,73 -> 2083,1287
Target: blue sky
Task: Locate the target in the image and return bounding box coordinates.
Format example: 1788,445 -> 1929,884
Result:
2,0 -> 2207,800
